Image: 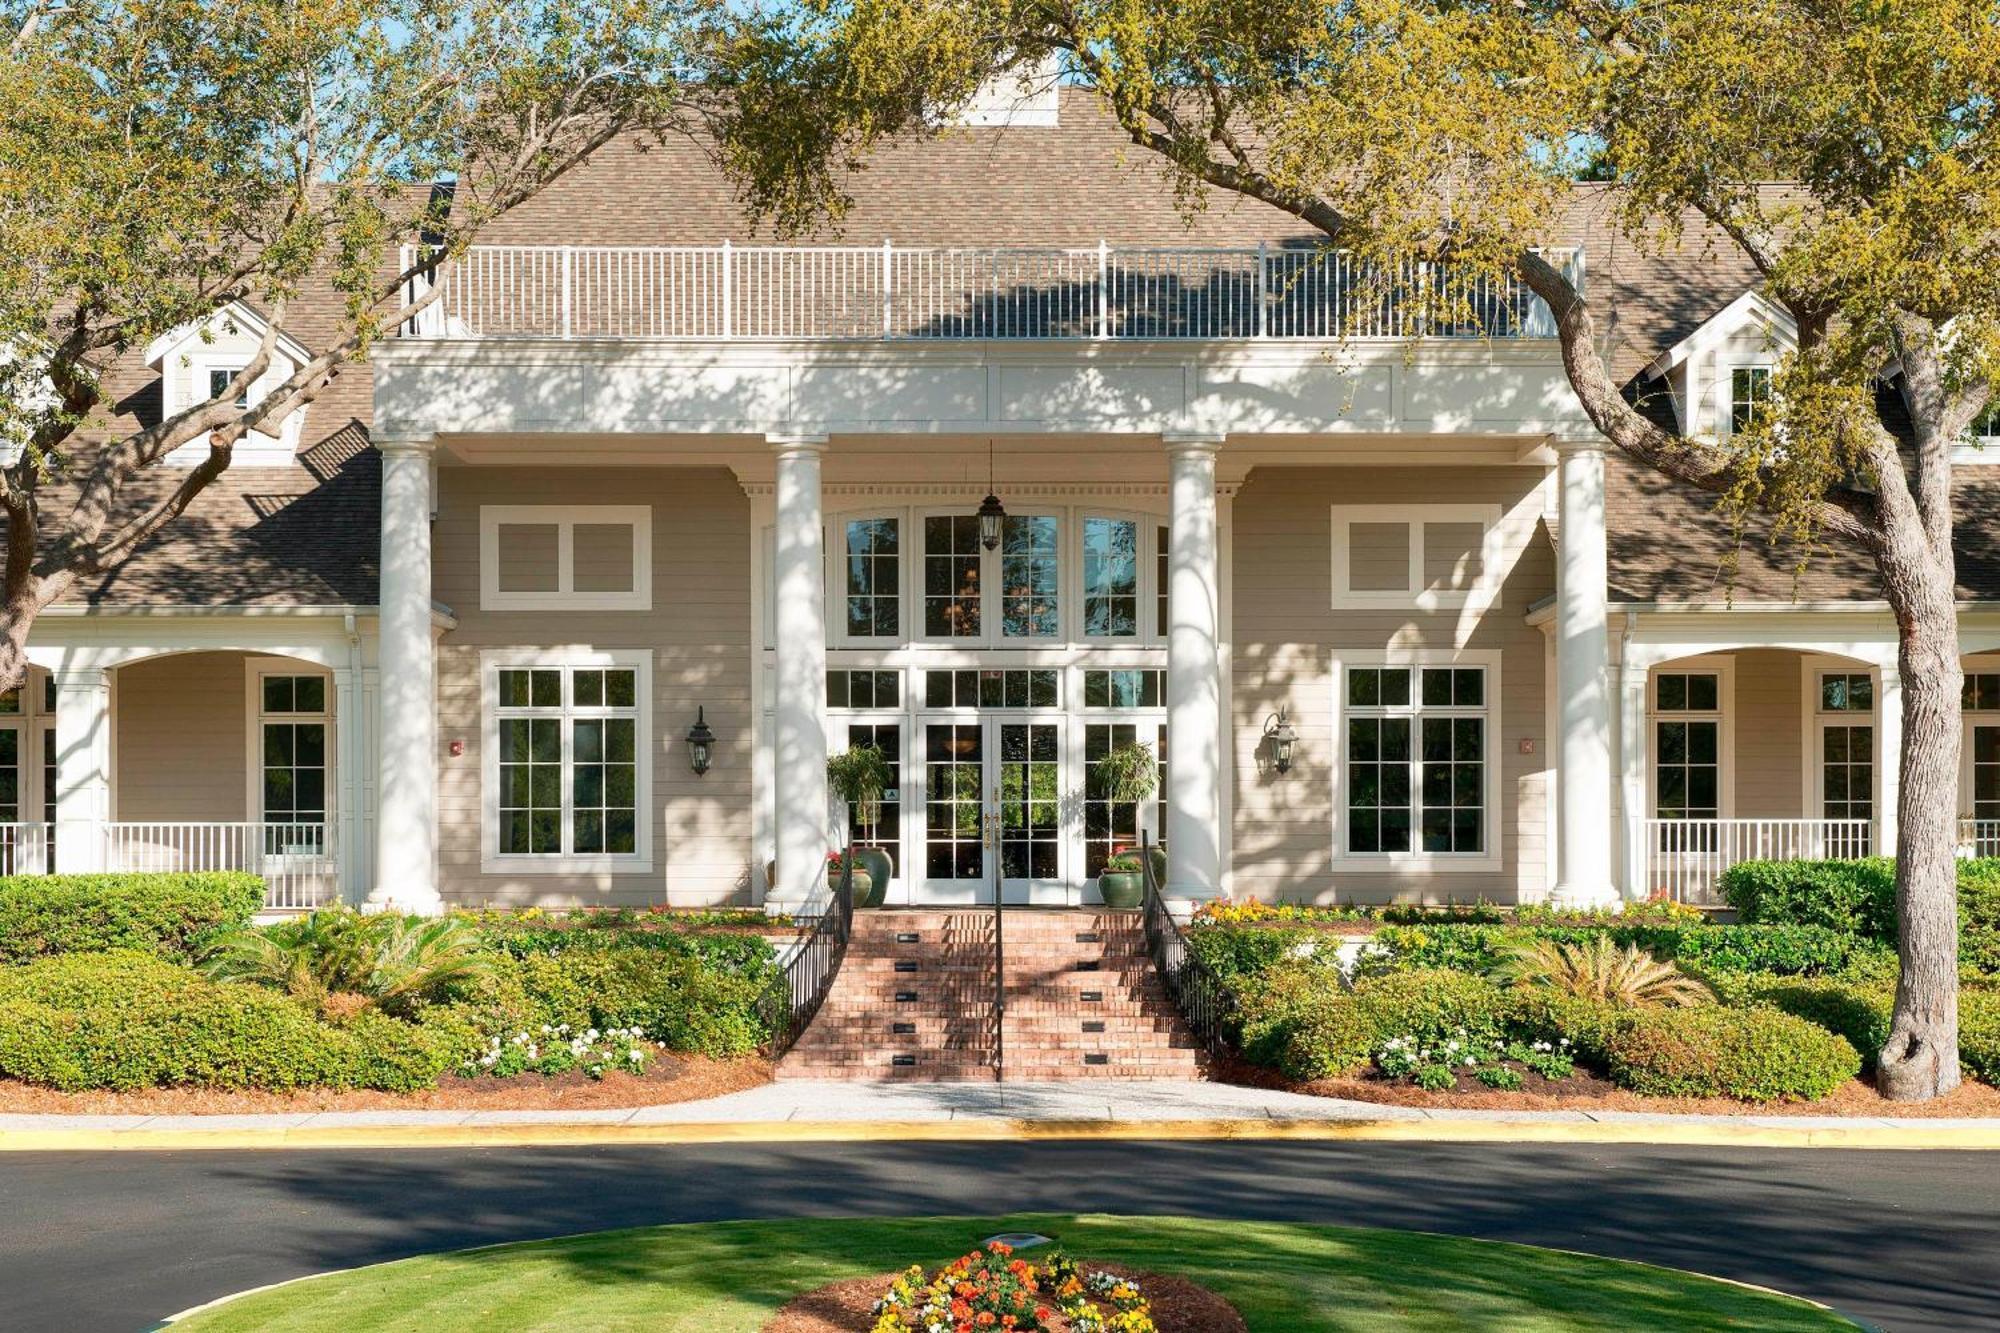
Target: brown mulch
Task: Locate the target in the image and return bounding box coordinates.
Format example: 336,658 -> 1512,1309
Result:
763,1263 -> 1245,1333
1220,1056 -> 2000,1117
0,1052 -> 771,1115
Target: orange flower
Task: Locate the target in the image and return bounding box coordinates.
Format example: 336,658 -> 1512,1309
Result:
976,1314 -> 996,1328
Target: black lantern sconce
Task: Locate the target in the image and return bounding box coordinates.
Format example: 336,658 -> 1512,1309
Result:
685,707 -> 716,776
1263,708 -> 1299,776
977,437 -> 1006,550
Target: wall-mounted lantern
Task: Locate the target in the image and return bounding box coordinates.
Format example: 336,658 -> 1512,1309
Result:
686,706 -> 716,776
1264,708 -> 1299,776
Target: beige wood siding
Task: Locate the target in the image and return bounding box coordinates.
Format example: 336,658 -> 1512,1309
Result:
434,465 -> 752,908
1729,649 -> 1804,818
1231,466 -> 1552,905
1346,521 -> 1411,591
494,522 -> 560,593
114,652 -> 249,821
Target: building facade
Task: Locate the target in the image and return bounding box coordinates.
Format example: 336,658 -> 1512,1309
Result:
15,91 -> 2000,916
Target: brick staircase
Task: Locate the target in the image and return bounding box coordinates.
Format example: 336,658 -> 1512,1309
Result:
776,909 -> 1205,1082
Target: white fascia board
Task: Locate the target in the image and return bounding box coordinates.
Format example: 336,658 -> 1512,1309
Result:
143,300 -> 313,369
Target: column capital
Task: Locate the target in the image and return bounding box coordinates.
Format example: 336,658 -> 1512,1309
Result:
767,432 -> 829,456
1162,429 -> 1226,453
1552,436 -> 1612,458
374,433 -> 435,459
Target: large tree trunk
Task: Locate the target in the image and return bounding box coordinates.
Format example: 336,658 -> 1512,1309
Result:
1878,571 -> 1963,1100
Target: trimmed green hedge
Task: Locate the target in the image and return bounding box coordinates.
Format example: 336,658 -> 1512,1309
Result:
0,953 -> 454,1092
1605,1007 -> 1862,1102
1720,858 -> 2000,967
1236,966 -> 1509,1082
1963,987 -> 2000,1085
1359,922 -> 1886,978
1186,926 -> 1340,986
1743,976 -> 1894,1069
0,873 -> 263,963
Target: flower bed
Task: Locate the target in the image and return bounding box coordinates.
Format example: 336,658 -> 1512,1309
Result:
0,880 -> 785,1098
868,1241 -> 1158,1333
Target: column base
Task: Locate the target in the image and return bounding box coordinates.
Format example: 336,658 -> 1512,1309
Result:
1549,880 -> 1622,911
363,884 -> 446,917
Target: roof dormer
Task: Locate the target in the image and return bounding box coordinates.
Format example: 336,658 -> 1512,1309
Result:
1641,289 -> 1797,439
144,302 -> 312,467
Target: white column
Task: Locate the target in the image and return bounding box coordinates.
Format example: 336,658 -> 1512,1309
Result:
1553,438 -> 1617,907
1877,664 -> 1902,859
1617,647 -> 1650,899
771,434 -> 831,911
333,664 -> 367,904
1165,432 -> 1225,902
369,435 -> 441,914
52,666 -> 111,873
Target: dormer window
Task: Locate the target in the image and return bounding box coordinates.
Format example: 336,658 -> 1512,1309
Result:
1729,365 -> 1773,434
207,367 -> 251,410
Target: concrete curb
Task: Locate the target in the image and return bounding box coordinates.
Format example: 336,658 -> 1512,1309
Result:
7,1112 -> 2000,1153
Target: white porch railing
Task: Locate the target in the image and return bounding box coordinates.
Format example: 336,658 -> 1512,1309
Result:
1637,818 -> 1875,906
100,822 -> 338,912
399,242 -> 1584,343
0,822 -> 54,876
1962,818 -> 2000,858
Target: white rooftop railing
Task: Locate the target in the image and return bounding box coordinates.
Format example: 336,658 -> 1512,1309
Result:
398,242 -> 1583,342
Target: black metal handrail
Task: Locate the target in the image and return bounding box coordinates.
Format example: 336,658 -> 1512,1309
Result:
1139,832 -> 1237,1058
762,857 -> 856,1055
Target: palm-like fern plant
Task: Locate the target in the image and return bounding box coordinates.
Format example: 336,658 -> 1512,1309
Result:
1488,935 -> 1713,1008
199,908 -> 493,1016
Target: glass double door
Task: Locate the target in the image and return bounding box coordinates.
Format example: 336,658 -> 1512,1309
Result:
917,716 -> 1065,906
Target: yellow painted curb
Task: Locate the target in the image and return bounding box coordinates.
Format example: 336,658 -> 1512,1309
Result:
4,1114 -> 1998,1153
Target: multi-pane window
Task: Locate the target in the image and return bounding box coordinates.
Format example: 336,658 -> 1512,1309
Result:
259,675 -> 329,836
1973,727 -> 2000,825
923,669 -> 1059,709
999,515 -> 1060,638
923,515 -> 983,638
1730,366 -> 1773,433
924,723 -> 984,880
843,518 -> 900,639
1970,402 -> 1999,442
1344,665 -> 1487,855
1964,674 -> 2000,710
208,366 -> 250,409
1083,669 -> 1164,709
1156,525 -> 1170,638
1817,672 -> 1873,826
996,722 -> 1060,879
1084,722 -> 1144,877
1081,516 -> 1140,637
495,664 -> 640,859
826,669 -> 901,710
1654,671 -> 1721,821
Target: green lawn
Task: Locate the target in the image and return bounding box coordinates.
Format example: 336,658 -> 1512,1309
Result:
172,1214 -> 1854,1332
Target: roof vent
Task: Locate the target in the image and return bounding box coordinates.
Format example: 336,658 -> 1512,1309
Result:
945,54 -> 1061,128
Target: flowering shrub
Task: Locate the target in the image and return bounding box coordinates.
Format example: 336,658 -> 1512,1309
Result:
1373,1030 -> 1574,1090
869,1242 -> 1156,1333
461,1023 -> 657,1080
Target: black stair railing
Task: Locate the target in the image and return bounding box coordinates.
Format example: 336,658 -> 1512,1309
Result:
1139,832 -> 1237,1058
762,856 -> 856,1055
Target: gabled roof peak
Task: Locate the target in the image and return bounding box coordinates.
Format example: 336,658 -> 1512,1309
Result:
143,300 -> 312,370
1644,289 -> 1796,380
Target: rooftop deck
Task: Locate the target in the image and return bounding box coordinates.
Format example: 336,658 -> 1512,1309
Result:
398,242 -> 1585,344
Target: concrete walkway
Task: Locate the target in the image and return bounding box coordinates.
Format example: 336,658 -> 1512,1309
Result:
2,1079 -> 1997,1149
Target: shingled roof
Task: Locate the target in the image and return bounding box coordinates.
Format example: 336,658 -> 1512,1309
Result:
27,87 -> 1988,610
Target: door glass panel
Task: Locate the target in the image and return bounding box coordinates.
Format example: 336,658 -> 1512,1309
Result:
1084,722 -> 1138,878
997,723 -> 1060,881
846,722 -> 902,876
1821,724 -> 1873,821
1082,516 -> 1139,637
924,723 -> 984,880
0,728 -> 18,823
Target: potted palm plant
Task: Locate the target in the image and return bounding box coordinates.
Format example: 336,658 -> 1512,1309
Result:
1091,741 -> 1159,908
827,743 -> 894,907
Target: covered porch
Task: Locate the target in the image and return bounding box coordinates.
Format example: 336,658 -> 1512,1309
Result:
4,615 -> 380,912
1604,615 -> 2000,905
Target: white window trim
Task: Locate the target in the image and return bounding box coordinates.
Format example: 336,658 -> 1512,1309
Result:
1647,657 -> 1736,820
1957,657 -> 2000,822
243,658 -> 336,826
479,505 -> 652,612
479,647 -> 654,875
1798,658 -> 1879,820
1716,357 -> 1774,440
1332,649 -> 1504,872
1329,504 -> 1502,612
